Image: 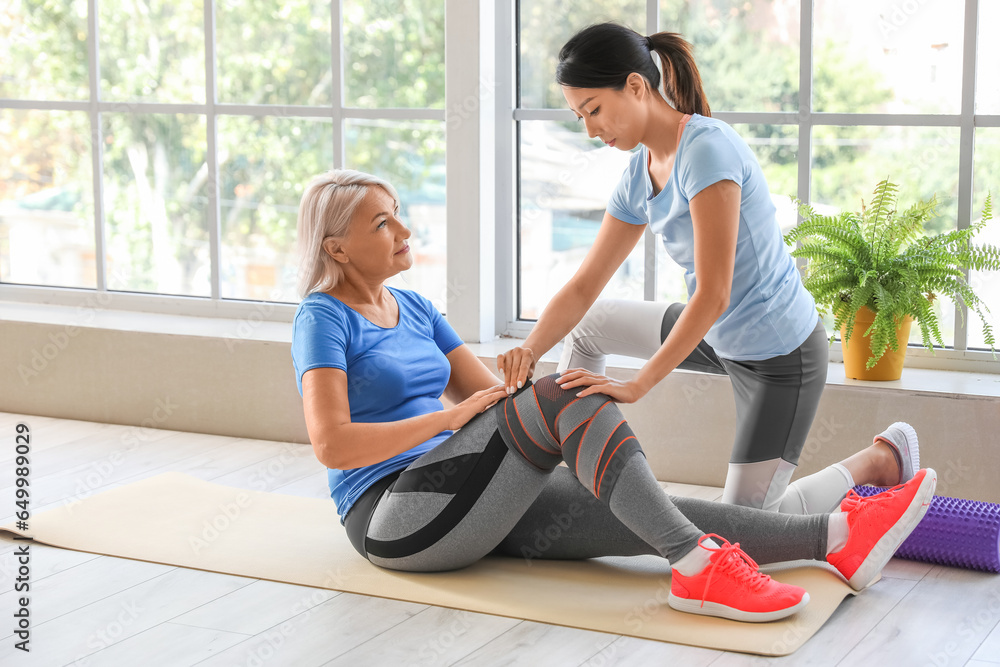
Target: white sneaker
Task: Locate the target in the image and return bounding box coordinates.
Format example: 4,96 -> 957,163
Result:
874,422 -> 919,485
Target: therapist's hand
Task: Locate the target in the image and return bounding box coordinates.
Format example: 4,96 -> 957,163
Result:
556,368 -> 647,403
496,346 -> 537,395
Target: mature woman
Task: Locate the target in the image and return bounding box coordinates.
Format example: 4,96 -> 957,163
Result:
497,23 -> 919,514
291,169 -> 935,623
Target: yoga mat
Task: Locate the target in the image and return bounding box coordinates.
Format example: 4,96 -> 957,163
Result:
0,472 -> 855,657
853,485 -> 1000,572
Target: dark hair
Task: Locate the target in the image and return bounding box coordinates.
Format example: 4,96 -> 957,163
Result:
556,23 -> 711,117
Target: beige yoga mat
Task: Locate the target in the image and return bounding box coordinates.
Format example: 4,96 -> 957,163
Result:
0,472 -> 855,656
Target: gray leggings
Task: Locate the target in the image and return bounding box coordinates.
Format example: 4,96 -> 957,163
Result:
344,374 -> 828,573
560,299 -> 830,511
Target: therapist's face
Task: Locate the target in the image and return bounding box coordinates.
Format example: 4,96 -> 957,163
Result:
562,74 -> 648,151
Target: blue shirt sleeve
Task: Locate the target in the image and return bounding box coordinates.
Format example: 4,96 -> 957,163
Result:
291,300 -> 349,395
420,294 -> 464,356
677,127 -> 745,201
606,154 -> 648,226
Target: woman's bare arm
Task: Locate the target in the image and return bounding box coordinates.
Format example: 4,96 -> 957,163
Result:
302,366 -> 507,469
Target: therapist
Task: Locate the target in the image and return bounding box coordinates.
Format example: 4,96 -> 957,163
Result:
497,22 -> 918,514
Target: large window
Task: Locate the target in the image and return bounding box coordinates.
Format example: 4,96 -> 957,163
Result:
512,0 -> 1000,362
2,0 -> 998,371
0,0 -> 446,310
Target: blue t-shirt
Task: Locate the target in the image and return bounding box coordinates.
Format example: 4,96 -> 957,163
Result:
291,287 -> 465,520
607,114 -> 818,360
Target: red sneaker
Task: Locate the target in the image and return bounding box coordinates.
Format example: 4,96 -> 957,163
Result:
669,534 -> 810,622
828,467 -> 937,590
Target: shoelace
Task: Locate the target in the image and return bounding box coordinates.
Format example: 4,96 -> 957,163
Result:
696,533 -> 771,607
840,480 -> 908,513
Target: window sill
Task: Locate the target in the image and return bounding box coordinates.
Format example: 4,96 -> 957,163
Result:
466,338 -> 1000,401
3,300 -> 999,400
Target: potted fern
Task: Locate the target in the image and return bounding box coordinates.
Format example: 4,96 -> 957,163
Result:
784,179 -> 1000,380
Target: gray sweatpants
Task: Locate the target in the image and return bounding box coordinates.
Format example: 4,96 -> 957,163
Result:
559,299 -> 832,512
345,375 -> 829,573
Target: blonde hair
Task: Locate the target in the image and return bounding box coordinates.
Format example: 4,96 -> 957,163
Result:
296,169 -> 400,298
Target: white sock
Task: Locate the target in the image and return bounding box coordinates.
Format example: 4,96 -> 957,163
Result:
778,463 -> 856,515
826,513 -> 850,555
672,537 -> 719,576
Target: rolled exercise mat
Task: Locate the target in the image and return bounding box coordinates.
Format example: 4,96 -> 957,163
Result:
852,485 -> 1000,572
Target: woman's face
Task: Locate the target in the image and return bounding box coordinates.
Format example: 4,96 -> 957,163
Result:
562,78 -> 647,151
333,186 -> 412,280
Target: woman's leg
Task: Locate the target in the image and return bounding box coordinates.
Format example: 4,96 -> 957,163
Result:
562,300 -> 909,515
358,404 -> 553,572
562,300 -> 825,512
497,374 -> 705,565
496,464 -> 939,594
781,422 -> 920,514
558,300 -> 726,376
495,466 -> 828,564
716,318 -> 830,511
359,371 -> 710,573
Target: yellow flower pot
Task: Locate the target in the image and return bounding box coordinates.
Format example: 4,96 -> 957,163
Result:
840,306 -> 914,381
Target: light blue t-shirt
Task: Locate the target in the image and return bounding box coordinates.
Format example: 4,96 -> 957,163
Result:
607,114 -> 818,360
291,287 -> 465,520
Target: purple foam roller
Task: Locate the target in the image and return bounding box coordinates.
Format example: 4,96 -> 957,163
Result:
852,485 -> 1000,573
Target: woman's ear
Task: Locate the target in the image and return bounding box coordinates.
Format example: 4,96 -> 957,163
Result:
323,237 -> 349,264
626,72 -> 648,99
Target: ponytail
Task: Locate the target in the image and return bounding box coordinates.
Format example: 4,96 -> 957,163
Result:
557,23 -> 711,118
647,32 -> 711,117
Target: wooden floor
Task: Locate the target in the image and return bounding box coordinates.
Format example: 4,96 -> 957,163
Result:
1,412 -> 999,667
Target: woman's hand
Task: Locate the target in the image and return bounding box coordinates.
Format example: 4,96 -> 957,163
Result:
496,346 -> 537,395
556,368 -> 647,403
445,384 -> 509,431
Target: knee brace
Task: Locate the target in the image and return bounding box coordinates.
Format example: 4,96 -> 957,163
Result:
496,374 -> 644,500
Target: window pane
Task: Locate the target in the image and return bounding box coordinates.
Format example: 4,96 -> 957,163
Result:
0,0 -> 88,100
345,119 -> 446,308
519,0 -> 645,109
99,0 -> 205,103
814,0 -> 963,114
216,0 -> 332,106
102,113 -> 209,296
0,110 -> 95,288
660,0 -> 800,113
968,128 -> 1000,350
811,125 -> 961,347
342,0 -> 445,109
519,120 -> 641,320
978,0 -> 1000,114
218,115 -> 333,302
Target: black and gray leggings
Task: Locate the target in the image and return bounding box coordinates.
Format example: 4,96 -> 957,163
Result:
344,374 -> 830,573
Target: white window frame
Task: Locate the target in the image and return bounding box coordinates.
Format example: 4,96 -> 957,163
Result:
496,0 -> 1000,372
2,0 -> 998,374
0,0 -> 453,323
